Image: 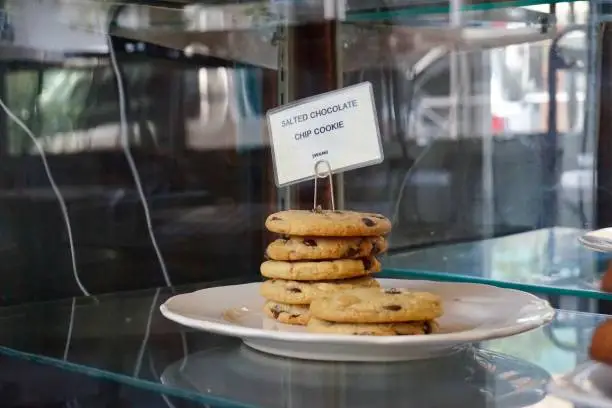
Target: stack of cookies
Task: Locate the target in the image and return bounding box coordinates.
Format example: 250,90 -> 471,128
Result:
260,209 -> 392,325
308,287 -> 443,336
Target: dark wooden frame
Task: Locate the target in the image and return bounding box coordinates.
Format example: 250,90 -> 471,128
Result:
287,22 -> 339,210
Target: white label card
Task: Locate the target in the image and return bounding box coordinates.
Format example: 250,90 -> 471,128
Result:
266,82 -> 383,187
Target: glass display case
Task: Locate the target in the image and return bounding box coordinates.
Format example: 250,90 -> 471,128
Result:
0,0 -> 601,297
0,0 -> 611,406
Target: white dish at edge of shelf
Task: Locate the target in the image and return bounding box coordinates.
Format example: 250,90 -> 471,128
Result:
579,228 -> 612,252
549,363 -> 612,408
160,279 -> 554,362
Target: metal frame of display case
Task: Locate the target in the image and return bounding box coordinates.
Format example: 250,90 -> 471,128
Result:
594,4 -> 612,314
546,25 -> 588,228
598,18 -> 612,229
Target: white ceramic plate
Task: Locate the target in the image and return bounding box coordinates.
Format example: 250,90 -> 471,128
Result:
579,229 -> 612,253
548,363 -> 612,408
160,279 -> 555,362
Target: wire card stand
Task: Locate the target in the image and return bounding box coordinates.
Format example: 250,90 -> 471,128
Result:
313,160 -> 336,212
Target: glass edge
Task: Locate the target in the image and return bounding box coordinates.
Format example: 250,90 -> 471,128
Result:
380,268 -> 612,301
347,0 -> 574,20
0,347 -> 253,407
0,0 -> 568,30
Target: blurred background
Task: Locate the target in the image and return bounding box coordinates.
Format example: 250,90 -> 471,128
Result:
0,0 -> 600,306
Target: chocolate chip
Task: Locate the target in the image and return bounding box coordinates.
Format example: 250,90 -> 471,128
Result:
383,305 -> 402,311
345,247 -> 360,258
361,217 -> 376,227
290,314 -> 301,318
384,288 -> 402,294
362,258 -> 372,270
423,321 -> 432,334
371,242 -> 380,255
271,305 -> 282,318
303,239 -> 317,247
287,288 -> 302,293
271,216 -> 282,221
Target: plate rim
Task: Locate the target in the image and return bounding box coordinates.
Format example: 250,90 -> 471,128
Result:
578,235 -> 612,253
160,279 -> 555,345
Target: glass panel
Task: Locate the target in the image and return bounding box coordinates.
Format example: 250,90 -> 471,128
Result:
0,282 -> 601,407
335,1 -> 598,300
0,0 -> 275,305
0,0 -> 606,298
341,2 -> 588,235
384,228 -> 610,299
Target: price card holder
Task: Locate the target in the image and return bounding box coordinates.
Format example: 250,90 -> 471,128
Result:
266,82 -> 384,188
313,159 -> 335,211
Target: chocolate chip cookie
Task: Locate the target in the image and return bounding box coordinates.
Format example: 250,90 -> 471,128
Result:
589,320 -> 612,365
265,236 -> 387,261
260,276 -> 380,305
263,301 -> 310,325
265,210 -> 391,237
307,317 -> 439,336
260,257 -> 381,281
309,287 -> 443,323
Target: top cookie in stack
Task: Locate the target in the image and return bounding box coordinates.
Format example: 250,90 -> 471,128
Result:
260,209 -> 391,326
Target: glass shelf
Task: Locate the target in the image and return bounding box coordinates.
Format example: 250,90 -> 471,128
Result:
2,0 -> 556,70
0,280 -> 604,407
15,0 -> 570,22
384,227 -> 612,300
348,0 -> 573,19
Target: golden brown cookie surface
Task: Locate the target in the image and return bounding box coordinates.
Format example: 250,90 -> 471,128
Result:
307,316 -> 438,336
309,287 -> 443,323
262,301 -> 310,325
260,276 -> 380,305
265,210 -> 391,237
260,257 -> 380,281
266,236 -> 387,261
590,320 -> 612,365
